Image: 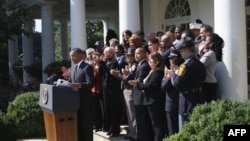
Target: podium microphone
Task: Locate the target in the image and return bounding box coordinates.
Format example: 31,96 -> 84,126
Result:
46,74 -> 58,84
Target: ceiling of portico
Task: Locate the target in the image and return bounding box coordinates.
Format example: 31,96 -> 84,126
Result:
30,0 -> 118,20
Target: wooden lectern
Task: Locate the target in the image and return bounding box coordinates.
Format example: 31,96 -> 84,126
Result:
39,84 -> 80,141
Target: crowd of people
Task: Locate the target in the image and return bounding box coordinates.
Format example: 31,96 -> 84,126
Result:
62,19 -> 225,141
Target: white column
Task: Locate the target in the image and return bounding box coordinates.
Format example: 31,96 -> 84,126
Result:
41,2 -> 55,82
102,20 -> 108,45
70,0 -> 87,50
8,36 -> 19,85
214,0 -> 248,101
119,0 -> 140,40
60,19 -> 69,60
22,20 -> 34,83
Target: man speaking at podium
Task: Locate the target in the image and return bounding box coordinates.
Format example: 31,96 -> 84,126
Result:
68,47 -> 94,141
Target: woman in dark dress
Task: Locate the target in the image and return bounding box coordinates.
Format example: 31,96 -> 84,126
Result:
129,52 -> 165,141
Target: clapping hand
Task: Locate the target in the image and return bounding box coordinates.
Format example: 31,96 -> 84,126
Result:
121,65 -> 130,76
110,69 -> 120,77
61,66 -> 70,79
165,67 -> 172,80
128,79 -> 139,87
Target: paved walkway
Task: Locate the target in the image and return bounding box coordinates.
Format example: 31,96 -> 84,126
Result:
16,126 -> 129,141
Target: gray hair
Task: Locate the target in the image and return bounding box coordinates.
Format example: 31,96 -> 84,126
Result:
86,48 -> 95,54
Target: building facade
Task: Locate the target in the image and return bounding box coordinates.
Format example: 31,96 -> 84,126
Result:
4,0 -> 249,100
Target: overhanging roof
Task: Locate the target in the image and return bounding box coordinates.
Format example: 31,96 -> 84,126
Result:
3,0 -> 118,20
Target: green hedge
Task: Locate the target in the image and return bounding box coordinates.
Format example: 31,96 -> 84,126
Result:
5,91 -> 45,139
0,111 -> 16,141
164,99 -> 250,141
1,92 -> 250,140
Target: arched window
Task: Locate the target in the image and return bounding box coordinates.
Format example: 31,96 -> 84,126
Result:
165,0 -> 191,31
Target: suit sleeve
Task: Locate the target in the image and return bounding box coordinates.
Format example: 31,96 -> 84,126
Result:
99,60 -> 119,75
161,77 -> 173,92
81,65 -> 94,89
137,70 -> 164,91
137,64 -> 151,82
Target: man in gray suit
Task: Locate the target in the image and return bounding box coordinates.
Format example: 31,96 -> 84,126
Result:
68,48 -> 94,141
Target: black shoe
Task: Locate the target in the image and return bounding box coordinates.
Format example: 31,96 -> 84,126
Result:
102,127 -> 109,132
106,131 -> 112,135
109,133 -> 120,137
124,135 -> 131,139
95,128 -> 102,132
124,136 -> 136,141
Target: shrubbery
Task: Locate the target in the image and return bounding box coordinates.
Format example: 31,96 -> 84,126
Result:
0,111 -> 16,141
1,92 -> 250,141
164,99 -> 250,141
0,91 -> 45,140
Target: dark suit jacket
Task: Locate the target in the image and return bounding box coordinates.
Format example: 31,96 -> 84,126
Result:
70,61 -> 94,89
136,68 -> 165,141
99,58 -> 121,92
137,69 -> 164,105
133,59 -> 150,105
69,61 -> 94,141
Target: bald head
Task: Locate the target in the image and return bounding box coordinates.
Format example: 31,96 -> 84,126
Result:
135,47 -> 146,54
160,32 -> 174,48
135,47 -> 147,62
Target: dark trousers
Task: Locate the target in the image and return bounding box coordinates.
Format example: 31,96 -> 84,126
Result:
135,104 -> 164,141
78,95 -> 93,141
166,111 -> 179,136
148,104 -> 164,141
202,82 -> 218,102
178,92 -> 205,130
92,93 -> 104,130
103,87 -> 122,134
135,105 -> 152,141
